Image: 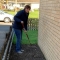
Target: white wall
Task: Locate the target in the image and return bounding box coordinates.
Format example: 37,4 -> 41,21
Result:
31,4 -> 39,11
38,0 -> 60,60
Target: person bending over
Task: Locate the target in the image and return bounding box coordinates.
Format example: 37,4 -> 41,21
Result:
13,5 -> 31,53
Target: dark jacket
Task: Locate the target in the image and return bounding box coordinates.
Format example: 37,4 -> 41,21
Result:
13,9 -> 29,30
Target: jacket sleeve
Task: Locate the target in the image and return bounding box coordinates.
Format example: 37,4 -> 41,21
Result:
14,11 -> 22,22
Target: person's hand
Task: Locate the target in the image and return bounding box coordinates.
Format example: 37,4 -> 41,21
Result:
21,21 -> 24,28
21,21 -> 24,24
23,28 -> 27,32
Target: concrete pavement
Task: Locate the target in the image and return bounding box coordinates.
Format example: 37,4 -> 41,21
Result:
0,24 -> 11,59
0,22 -> 12,25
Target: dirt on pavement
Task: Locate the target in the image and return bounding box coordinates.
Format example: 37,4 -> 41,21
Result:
0,22 -> 46,60
9,44 -> 46,60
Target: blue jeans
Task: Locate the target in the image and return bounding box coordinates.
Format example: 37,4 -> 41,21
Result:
14,29 -> 22,52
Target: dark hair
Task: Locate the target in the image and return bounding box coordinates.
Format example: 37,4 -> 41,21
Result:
24,5 -> 31,10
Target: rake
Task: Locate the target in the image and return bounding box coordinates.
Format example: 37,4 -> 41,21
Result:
21,23 -> 31,45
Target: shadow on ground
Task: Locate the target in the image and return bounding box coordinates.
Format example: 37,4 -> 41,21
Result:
9,44 -> 46,60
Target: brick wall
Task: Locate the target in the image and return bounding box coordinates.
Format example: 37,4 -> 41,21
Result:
38,0 -> 60,60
